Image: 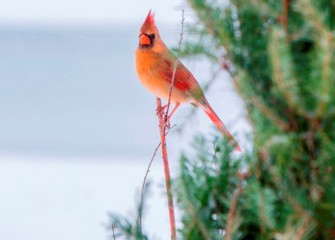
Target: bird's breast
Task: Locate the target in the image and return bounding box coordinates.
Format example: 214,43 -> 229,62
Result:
135,49 -> 192,103
136,50 -> 169,97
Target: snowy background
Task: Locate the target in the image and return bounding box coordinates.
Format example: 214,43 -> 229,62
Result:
0,0 -> 248,239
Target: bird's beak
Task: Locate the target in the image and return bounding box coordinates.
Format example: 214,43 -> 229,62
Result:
139,34 -> 151,45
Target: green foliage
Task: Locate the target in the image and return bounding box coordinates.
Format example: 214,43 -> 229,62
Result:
108,0 -> 335,239
180,0 -> 335,239
176,137 -> 243,240
107,183 -> 150,240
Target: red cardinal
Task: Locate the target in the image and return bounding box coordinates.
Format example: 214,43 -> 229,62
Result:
135,11 -> 241,151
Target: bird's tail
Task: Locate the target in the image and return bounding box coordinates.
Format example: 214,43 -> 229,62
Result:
199,100 -> 241,152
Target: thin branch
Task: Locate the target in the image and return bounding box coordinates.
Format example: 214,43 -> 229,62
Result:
139,125 -> 176,229
225,187 -> 242,240
202,65 -> 223,93
157,98 -> 177,240
281,0 -> 290,34
295,214 -> 315,240
155,10 -> 186,240
139,143 -> 160,230
165,9 -> 185,120
316,31 -> 333,117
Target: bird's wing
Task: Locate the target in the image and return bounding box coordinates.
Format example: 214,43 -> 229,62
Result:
161,57 -> 205,102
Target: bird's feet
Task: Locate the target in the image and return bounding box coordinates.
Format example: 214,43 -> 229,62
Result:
156,103 -> 181,129
164,115 -> 171,129
156,104 -> 171,128
156,104 -> 168,116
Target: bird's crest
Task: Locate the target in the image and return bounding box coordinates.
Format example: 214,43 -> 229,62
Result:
140,10 -> 157,33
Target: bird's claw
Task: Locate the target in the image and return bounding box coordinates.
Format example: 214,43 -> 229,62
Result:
156,104 -> 168,116
164,115 -> 171,129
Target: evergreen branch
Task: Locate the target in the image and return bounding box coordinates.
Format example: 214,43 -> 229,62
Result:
276,214 -> 315,239
230,72 -> 256,131
187,0 -> 233,56
259,149 -> 307,215
297,0 -> 334,117
294,214 -> 315,240
191,205 -> 211,240
269,28 -> 307,118
249,96 -> 289,131
298,0 -> 327,34
250,0 -> 278,17
315,31 -> 333,117
232,68 -> 289,132
183,192 -> 211,240
225,187 -> 242,240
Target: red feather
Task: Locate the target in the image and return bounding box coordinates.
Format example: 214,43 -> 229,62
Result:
200,102 -> 242,151
161,59 -> 203,96
143,10 -> 155,27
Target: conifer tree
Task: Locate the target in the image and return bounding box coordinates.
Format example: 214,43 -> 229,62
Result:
177,0 -> 335,239
108,1 -> 335,239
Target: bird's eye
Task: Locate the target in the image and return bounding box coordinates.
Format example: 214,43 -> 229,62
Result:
148,34 -> 155,40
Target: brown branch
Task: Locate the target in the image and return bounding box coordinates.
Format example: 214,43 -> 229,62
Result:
155,10 -> 186,240
139,125 -> 176,230
225,187 -> 242,240
139,141 -> 161,230
282,0 -> 290,34
157,97 -> 177,240
148,10 -> 186,240
295,214 -> 314,240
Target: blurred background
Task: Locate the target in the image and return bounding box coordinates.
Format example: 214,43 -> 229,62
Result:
0,0 -> 247,239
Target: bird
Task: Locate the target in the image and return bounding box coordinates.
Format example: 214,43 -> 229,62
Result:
135,10 -> 241,151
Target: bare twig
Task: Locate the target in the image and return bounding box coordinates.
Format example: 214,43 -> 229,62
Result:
155,10 -> 186,240
164,9 -> 185,121
139,125 -> 176,229
157,97 -> 177,240
202,65 -> 223,93
281,0 -> 290,34
139,142 -> 160,230
223,63 -> 256,131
